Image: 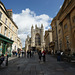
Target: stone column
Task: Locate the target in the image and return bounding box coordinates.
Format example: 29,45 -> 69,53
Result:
68,14 -> 74,54
60,22 -> 65,52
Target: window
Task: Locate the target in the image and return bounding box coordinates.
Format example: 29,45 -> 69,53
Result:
35,34 -> 41,46
8,32 -> 10,38
59,30 -> 61,34
15,37 -> 16,41
0,24 -> 1,33
6,43 -> 11,55
12,26 -> 14,31
72,16 -> 75,23
4,27 -> 7,36
9,23 -> 11,28
64,24 -> 67,29
14,45 -> 16,50
16,30 -> 17,34
66,36 -> 70,49
5,18 -> 7,25
12,34 -> 13,40
0,12 -> 2,20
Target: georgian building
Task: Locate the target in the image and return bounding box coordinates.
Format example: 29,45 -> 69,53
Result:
44,29 -> 52,52
0,1 -> 22,56
25,24 -> 45,52
51,0 -> 75,54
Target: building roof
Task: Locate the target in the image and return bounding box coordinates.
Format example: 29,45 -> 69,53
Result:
0,1 -> 18,29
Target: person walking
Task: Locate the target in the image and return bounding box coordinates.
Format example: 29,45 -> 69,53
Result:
42,50 -> 46,62
22,50 -> 24,57
27,50 -> 29,58
38,50 -> 42,62
29,50 -> 31,58
18,51 -> 21,58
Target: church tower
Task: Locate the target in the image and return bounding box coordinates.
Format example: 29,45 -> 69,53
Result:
31,25 -> 35,47
31,24 -> 45,51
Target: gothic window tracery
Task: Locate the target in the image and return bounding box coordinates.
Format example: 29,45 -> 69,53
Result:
35,34 -> 41,46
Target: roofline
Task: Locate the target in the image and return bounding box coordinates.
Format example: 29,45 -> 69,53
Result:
0,1 -> 18,29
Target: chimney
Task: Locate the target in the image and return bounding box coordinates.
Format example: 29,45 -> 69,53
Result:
7,9 -> 13,18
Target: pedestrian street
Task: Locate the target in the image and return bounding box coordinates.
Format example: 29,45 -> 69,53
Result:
0,54 -> 75,75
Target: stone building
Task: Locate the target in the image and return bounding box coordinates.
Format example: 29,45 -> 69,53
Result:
0,1 -> 22,56
44,29 -> 52,53
51,0 -> 75,54
25,24 -> 45,52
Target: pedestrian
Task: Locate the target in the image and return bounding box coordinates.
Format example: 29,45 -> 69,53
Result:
22,50 -> 24,57
29,50 -> 31,58
16,51 -> 17,57
42,50 -> 46,62
38,50 -> 42,62
57,52 -> 61,61
27,50 -> 29,58
0,54 -> 5,65
18,51 -> 21,58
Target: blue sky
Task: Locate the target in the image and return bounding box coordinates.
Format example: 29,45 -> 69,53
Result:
2,0 -> 64,17
1,0 -> 64,47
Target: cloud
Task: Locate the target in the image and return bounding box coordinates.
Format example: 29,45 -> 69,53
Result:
59,5 -> 62,9
13,8 -> 53,47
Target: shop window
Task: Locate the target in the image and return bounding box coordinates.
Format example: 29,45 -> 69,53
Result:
0,41 -> 3,55
0,12 -> 2,20
6,43 -> 11,55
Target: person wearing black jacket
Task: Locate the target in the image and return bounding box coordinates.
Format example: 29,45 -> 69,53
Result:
38,50 -> 42,62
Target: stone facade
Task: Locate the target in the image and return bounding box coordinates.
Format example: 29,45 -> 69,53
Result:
0,1 -> 22,53
51,0 -> 75,54
25,24 -> 45,52
44,29 -> 52,52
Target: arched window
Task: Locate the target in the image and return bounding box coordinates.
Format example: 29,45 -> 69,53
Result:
35,34 -> 41,46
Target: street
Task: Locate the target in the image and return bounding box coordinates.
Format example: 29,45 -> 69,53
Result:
0,54 -> 75,75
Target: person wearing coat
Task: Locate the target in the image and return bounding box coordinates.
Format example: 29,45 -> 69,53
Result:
42,50 -> 46,62
38,50 -> 42,62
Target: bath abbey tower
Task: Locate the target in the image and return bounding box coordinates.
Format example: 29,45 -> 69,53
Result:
25,24 -> 45,52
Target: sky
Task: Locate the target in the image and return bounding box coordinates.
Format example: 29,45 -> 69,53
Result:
1,0 -> 64,47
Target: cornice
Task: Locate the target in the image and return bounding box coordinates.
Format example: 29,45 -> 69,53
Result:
58,0 -> 75,23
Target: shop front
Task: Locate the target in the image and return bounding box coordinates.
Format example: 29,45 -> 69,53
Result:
0,34 -> 13,57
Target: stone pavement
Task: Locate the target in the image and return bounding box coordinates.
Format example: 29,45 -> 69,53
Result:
0,54 -> 75,75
